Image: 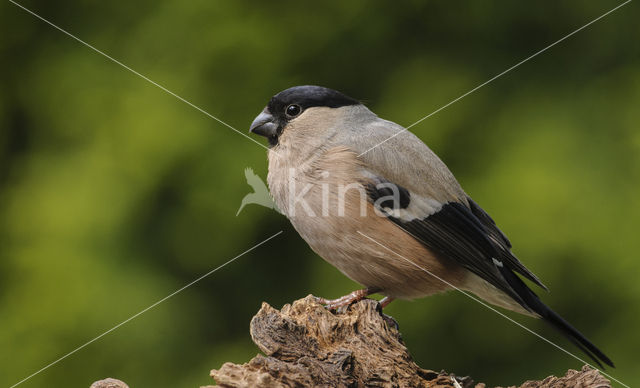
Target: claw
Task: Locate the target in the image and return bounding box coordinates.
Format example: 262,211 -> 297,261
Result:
314,287 -> 378,312
382,313 -> 400,330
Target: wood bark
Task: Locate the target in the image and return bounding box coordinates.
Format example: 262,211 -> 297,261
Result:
208,296 -> 610,388
90,295 -> 611,388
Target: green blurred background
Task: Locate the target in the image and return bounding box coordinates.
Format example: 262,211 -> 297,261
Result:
1,1 -> 639,386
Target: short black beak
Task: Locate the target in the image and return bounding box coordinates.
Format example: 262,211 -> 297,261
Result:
249,110 -> 278,139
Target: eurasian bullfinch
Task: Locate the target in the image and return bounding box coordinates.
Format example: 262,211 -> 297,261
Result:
249,85 -> 613,368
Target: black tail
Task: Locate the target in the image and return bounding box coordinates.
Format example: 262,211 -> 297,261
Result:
498,266 -> 614,368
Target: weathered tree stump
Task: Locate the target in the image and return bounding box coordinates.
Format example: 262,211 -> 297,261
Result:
89,295 -> 611,388
207,295 -> 611,388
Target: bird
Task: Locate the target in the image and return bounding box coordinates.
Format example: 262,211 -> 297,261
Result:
236,167 -> 278,216
248,85 -> 614,368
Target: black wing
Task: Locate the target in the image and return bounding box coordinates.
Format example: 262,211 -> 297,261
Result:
393,200 -> 530,306
366,182 -> 614,368
466,197 -> 547,290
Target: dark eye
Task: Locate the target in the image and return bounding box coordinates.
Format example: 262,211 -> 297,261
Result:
285,104 -> 302,117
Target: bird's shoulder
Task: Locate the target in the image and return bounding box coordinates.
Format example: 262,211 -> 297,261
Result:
334,116 -> 546,292
334,116 -> 467,204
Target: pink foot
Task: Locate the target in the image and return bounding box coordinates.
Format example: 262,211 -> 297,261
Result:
379,296 -> 395,309
314,287 -> 378,312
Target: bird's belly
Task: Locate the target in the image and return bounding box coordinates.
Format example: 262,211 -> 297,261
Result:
287,192 -> 467,299
267,146 -> 466,299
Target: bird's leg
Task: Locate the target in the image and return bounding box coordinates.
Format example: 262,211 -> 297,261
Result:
314,287 -> 379,312
379,296 -> 395,309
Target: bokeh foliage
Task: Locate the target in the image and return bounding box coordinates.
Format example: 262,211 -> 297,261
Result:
1,0 -> 639,386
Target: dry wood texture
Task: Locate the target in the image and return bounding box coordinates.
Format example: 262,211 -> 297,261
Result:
90,295 -> 611,388
207,296 -> 610,388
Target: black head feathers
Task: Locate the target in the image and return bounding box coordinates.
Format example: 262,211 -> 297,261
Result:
267,85 -> 359,115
